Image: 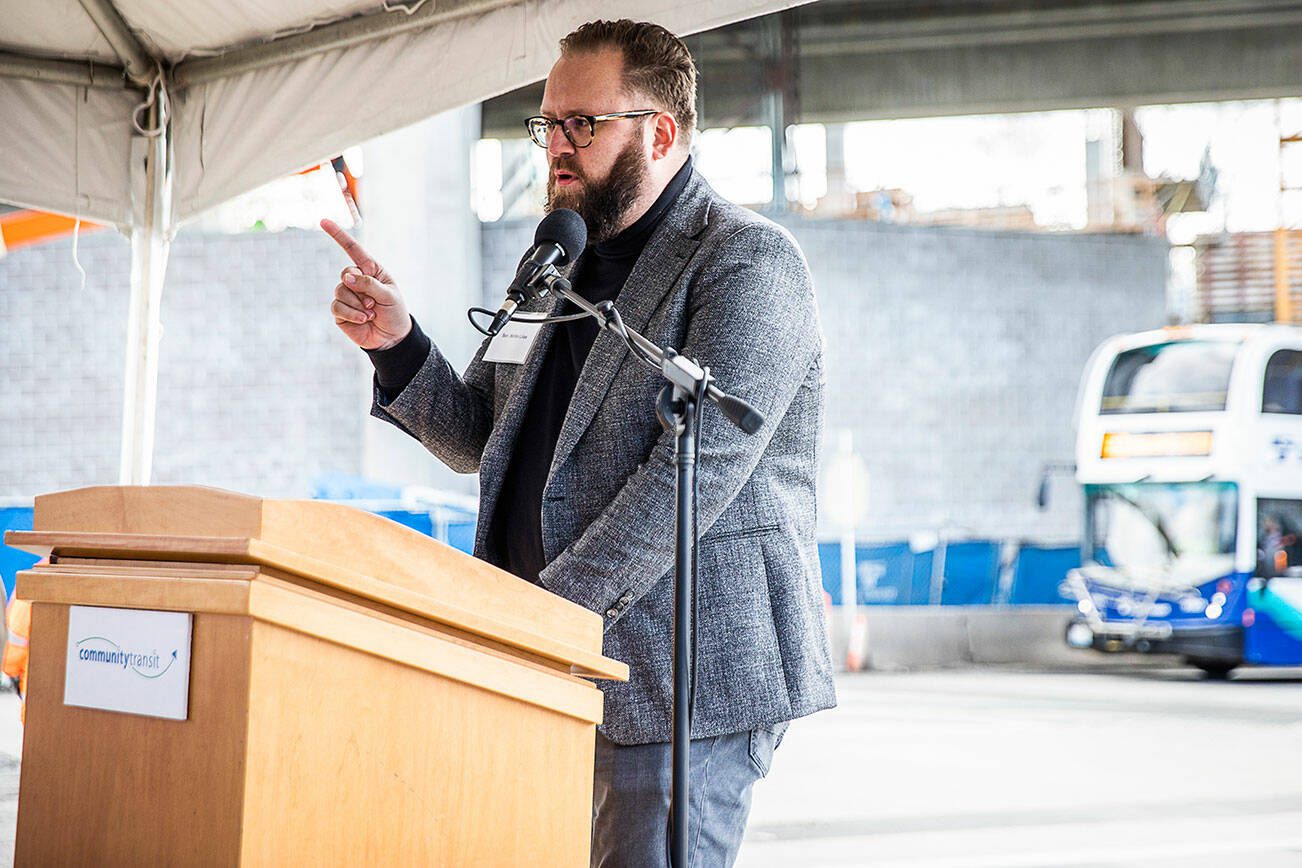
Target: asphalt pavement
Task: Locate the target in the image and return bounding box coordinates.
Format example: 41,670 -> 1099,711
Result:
740,666 -> 1302,867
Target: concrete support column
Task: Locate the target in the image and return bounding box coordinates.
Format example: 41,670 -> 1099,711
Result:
824,122 -> 854,215
761,13 -> 796,214
359,104 -> 482,494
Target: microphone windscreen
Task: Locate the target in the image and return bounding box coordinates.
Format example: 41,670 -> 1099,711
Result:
535,209 -> 588,264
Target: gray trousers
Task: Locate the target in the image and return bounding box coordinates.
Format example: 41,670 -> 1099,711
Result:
590,724 -> 786,868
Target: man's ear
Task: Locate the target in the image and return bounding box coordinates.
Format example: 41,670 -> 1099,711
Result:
651,112 -> 679,159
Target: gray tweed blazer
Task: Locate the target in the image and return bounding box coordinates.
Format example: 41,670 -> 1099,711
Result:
373,169 -> 836,744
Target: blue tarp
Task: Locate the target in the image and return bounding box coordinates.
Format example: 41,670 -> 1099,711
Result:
940,541 -> 1001,605
2,489 -> 1075,605
446,521 -> 476,555
311,473 -> 404,501
376,509 -> 435,537
0,507 -> 38,601
0,496 -> 478,603
820,541 -> 934,605
1009,544 -> 1079,605
372,509 -> 476,555
311,472 -> 476,555
821,539 -> 1077,607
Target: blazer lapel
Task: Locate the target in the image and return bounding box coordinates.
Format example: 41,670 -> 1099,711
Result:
547,172 -> 712,482
473,291 -> 564,555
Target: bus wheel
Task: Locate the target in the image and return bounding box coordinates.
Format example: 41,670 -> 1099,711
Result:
1189,658 -> 1237,679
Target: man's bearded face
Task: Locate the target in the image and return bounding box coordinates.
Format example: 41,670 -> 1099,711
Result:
546,130 -> 649,244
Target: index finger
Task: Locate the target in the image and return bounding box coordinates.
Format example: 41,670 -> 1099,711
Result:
320,218 -> 376,271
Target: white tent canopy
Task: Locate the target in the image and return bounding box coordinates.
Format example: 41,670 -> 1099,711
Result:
1,0 -> 799,228
0,0 -> 800,482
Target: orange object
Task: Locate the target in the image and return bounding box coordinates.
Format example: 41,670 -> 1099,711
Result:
2,555 -> 42,723
0,210 -> 105,253
3,596 -> 31,724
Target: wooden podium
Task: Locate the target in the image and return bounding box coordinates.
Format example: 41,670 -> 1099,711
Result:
5,485 -> 627,866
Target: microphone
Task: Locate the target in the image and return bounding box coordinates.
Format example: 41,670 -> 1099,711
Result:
487,209 -> 587,336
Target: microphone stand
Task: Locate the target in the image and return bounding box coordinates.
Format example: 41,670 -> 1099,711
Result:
526,271 -> 763,868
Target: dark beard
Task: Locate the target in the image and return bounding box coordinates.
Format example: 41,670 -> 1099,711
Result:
546,136 -> 647,244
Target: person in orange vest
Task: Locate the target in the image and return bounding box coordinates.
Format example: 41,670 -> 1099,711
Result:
2,558 -> 41,723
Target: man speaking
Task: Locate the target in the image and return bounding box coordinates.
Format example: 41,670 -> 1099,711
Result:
324,19 -> 834,866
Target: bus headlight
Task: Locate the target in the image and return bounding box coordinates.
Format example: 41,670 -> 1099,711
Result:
1066,622 -> 1094,648
1206,591 -> 1226,619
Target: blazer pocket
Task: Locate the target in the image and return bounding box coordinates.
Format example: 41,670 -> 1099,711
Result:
700,523 -> 780,544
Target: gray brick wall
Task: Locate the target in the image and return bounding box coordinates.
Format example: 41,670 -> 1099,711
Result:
4,216 -> 1167,542
1,228 -> 366,499
481,216 -> 1169,541
790,219 -> 1168,540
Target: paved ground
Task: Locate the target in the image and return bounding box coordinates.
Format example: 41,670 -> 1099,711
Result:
0,691 -> 18,864
1,667 -> 1300,865
740,666 -> 1302,867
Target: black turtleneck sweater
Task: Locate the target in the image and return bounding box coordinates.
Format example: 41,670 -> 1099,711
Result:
369,158 -> 693,584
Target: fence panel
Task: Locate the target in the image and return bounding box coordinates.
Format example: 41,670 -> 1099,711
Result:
0,507 -> 37,601
1010,544 -> 1079,605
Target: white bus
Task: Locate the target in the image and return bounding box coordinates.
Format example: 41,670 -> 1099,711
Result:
1064,324 -> 1302,675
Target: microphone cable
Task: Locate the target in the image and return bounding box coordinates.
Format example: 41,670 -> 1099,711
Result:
466,306 -> 589,337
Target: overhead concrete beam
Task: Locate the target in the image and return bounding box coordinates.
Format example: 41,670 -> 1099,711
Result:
482,19 -> 1302,135
733,0 -> 1302,56
785,25 -> 1302,124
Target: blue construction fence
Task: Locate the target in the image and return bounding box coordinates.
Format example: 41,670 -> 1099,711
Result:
1,480 -> 1075,609
0,501 -> 476,605
309,473 -> 479,555
0,475 -> 481,604
0,507 -> 39,603
819,539 -> 1078,607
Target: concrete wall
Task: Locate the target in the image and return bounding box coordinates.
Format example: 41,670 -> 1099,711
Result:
3,208 -> 1166,536
828,606 -> 1174,672
481,216 -> 1169,541
802,219 -> 1168,540
0,228 -> 365,499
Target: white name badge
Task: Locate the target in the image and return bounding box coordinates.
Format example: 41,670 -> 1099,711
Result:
483,320 -> 542,364
64,605 -> 193,721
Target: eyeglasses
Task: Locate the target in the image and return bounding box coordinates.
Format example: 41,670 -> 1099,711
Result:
525,110 -> 658,149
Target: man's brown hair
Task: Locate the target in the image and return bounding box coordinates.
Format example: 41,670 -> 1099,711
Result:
560,19 -> 698,144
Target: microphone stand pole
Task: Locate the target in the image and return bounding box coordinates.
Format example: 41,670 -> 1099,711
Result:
532,274 -> 762,868
657,377 -> 697,868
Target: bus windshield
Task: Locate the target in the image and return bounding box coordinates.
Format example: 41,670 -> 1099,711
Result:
1100,340 -> 1238,414
1086,481 -> 1238,588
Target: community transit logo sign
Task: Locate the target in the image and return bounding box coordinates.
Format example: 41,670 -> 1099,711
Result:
64,605 -> 193,720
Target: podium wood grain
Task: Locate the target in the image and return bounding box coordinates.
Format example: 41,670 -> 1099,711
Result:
7,486 -> 627,866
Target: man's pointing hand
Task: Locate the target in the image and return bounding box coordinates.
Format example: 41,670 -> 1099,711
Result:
322,218 -> 412,351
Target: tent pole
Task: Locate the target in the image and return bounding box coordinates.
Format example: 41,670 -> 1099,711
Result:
0,50 -> 125,89
119,97 -> 171,485
75,0 -> 156,87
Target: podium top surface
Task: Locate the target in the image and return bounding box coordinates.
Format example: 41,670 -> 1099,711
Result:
10,485 -> 623,679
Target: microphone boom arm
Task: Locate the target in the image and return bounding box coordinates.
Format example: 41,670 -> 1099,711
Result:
535,270 -> 765,435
